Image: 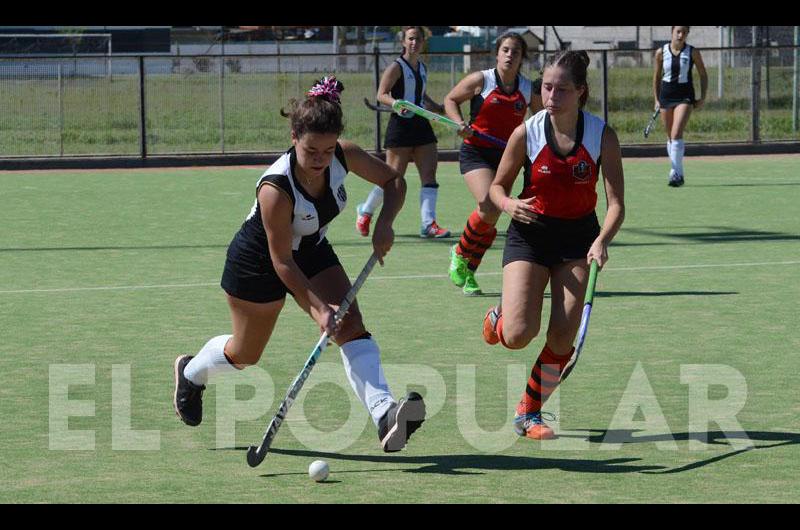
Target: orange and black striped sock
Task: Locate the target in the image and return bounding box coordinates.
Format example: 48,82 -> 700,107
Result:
456,209 -> 497,271
516,345 -> 573,416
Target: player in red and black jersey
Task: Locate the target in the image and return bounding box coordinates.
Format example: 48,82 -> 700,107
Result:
484,51 -> 625,440
444,32 -> 543,295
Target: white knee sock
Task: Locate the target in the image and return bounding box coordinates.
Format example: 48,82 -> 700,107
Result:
672,139 -> 685,176
340,337 -> 395,426
361,186 -> 384,215
184,334 -> 236,386
420,184 -> 439,228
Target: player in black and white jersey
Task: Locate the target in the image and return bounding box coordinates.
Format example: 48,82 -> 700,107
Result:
653,26 -> 707,187
356,26 -> 451,239
173,77 -> 426,453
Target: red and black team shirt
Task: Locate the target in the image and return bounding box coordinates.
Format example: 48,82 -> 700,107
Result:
465,68 -> 532,150
520,110 -> 606,219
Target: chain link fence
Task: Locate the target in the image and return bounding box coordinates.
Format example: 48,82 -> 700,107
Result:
1,46 -> 799,159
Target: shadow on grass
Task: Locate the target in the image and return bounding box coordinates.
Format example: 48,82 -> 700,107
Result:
618,226 -> 800,246
261,448 -> 666,476
559,429 -> 800,475
212,429 -> 799,476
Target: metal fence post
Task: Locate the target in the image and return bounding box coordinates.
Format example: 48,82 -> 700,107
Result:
601,50 -> 609,124
750,27 -> 761,144
58,62 -> 64,157
373,46 -> 382,154
794,27 -> 799,133
219,54 -> 225,153
138,56 -> 147,159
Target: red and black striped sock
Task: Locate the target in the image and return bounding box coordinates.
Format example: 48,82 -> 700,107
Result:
456,209 -> 497,271
516,345 -> 573,416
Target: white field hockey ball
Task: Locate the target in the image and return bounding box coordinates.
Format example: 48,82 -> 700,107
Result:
308,460 -> 329,482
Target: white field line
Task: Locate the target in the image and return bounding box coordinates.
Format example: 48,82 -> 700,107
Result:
1,259 -> 798,295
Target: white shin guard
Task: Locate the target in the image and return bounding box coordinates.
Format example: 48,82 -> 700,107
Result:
183,334 -> 236,386
340,337 -> 394,426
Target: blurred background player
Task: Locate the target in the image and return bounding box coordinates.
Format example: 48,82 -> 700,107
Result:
356,26 -> 451,239
444,32 -> 543,295
653,25 -> 707,187
484,51 -> 625,440
173,77 -> 425,452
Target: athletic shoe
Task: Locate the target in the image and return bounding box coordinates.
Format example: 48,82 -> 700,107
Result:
513,412 -> 555,440
420,220 -> 451,238
668,171 -> 684,187
355,203 -> 372,237
173,355 -> 205,427
463,269 -> 482,296
483,305 -> 500,345
378,392 -> 426,452
449,244 -> 469,288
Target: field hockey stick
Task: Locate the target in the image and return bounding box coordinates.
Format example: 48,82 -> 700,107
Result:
363,97 -> 394,113
246,253 -> 379,467
391,99 -> 508,148
643,106 -> 661,138
561,260 -> 599,382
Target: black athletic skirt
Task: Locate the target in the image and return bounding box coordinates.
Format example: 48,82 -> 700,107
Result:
659,82 -> 696,109
459,142 -> 504,174
384,113 -> 437,148
221,237 -> 341,303
502,212 -> 600,268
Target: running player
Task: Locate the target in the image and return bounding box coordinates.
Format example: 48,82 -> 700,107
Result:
483,51 -> 625,440
653,26 -> 707,187
173,77 -> 425,452
444,31 -> 543,295
355,26 -> 451,239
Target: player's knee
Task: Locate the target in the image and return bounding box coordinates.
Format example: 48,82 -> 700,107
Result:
502,321 -> 538,350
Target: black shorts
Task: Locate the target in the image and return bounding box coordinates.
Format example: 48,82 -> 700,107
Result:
221,238 -> 341,303
502,212 -> 601,268
459,142 -> 504,174
659,83 -> 696,109
384,114 -> 437,149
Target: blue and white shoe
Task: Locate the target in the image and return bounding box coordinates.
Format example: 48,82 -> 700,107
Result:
513,411 -> 555,440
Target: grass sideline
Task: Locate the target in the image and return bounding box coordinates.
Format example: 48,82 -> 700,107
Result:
1,155 -> 799,503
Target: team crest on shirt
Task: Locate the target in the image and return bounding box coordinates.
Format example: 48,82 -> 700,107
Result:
514,100 -> 525,112
572,160 -> 591,181
336,184 -> 347,203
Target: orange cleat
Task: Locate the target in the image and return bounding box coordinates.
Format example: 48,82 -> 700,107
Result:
513,412 -> 555,440
483,306 -> 500,345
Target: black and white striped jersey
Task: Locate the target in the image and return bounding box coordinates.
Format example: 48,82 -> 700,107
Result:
660,43 -> 695,103
237,145 -> 349,255
390,56 -> 427,106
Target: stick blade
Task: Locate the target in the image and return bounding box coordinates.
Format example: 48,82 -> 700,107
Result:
246,445 -> 264,467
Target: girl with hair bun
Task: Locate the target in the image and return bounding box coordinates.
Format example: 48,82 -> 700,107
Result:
173,76 -> 426,453
483,51 -> 626,440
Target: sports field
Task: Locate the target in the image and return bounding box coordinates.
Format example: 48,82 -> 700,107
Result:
1,154 -> 799,503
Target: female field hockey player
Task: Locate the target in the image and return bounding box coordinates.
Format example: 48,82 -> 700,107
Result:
444,31 -> 543,295
653,25 -> 707,187
355,26 -> 451,239
173,77 -> 425,452
483,51 -> 625,440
